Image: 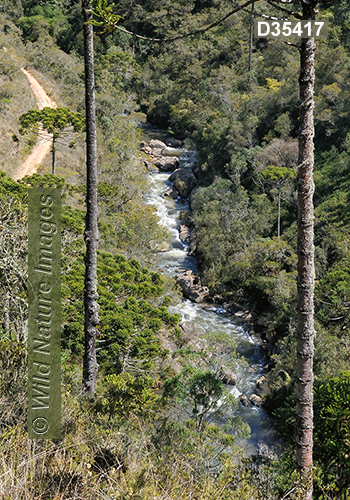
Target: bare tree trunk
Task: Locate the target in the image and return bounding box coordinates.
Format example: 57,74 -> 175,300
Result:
248,3 -> 254,72
82,0 -> 99,395
296,1 -> 318,496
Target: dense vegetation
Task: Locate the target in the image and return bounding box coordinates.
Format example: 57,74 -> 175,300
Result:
0,0 -> 349,497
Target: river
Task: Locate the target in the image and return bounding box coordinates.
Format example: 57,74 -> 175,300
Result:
142,126 -> 278,456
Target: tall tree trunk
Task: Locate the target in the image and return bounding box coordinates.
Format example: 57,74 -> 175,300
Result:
296,1 -> 317,496
277,182 -> 281,238
248,3 -> 254,72
82,0 -> 99,394
52,134 -> 55,174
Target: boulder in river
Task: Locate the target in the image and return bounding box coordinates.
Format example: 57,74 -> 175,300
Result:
188,228 -> 197,255
218,366 -> 237,385
179,223 -> 190,242
153,156 -> 179,172
256,375 -> 266,389
149,139 -> 167,150
165,137 -> 182,148
175,270 -> 209,303
139,140 -> 179,171
250,394 -> 263,407
239,394 -> 250,407
163,186 -> 179,199
169,168 -> 197,198
150,241 -> 171,252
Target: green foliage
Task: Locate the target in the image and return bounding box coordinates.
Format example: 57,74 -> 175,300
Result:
95,372 -> 159,419
313,371 -> 350,495
0,171 -> 27,202
96,48 -> 142,91
62,251 -> 179,374
192,177 -> 274,288
111,200 -> 169,258
1,1 -> 350,495
89,0 -> 123,34
272,372 -> 350,497
163,365 -> 249,438
19,106 -> 84,137
260,165 -> 295,184
18,172 -> 65,188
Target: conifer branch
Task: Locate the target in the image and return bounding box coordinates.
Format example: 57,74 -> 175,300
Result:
90,0 -> 259,42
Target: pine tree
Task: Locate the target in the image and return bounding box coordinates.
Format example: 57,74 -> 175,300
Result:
19,107 -> 84,174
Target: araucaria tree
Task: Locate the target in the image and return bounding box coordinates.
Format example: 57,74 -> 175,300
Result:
260,165 -> 295,238
296,1 -> 318,497
82,0 -> 100,394
19,107 -> 84,174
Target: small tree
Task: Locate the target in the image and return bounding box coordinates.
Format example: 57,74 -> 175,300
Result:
260,165 -> 296,238
163,366 -> 241,434
19,107 -> 84,174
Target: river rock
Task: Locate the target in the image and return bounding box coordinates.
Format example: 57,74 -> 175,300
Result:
250,394 -> 263,407
149,139 -> 167,150
169,168 -> 197,198
218,366 -> 237,385
256,375 -> 266,389
239,394 -> 250,407
165,137 -> 182,148
139,141 -> 179,171
139,142 -> 161,156
153,156 -> 179,172
234,309 -> 253,321
179,210 -> 190,223
188,228 -> 197,255
175,270 -> 209,303
159,242 -> 171,252
150,241 -> 170,252
163,186 -> 179,199
179,224 -> 190,242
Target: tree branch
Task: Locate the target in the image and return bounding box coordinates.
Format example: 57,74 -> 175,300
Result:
243,7 -> 288,20
284,41 -> 301,49
93,0 -> 259,42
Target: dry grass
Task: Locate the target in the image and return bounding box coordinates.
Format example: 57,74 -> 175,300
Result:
0,382 -> 262,500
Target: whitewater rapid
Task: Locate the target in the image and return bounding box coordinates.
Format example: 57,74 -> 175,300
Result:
143,132 -> 277,455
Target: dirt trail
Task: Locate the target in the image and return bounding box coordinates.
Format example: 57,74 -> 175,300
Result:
13,69 -> 57,180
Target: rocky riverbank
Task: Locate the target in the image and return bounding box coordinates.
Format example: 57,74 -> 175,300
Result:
141,138 -> 270,410
140,138 -> 267,325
